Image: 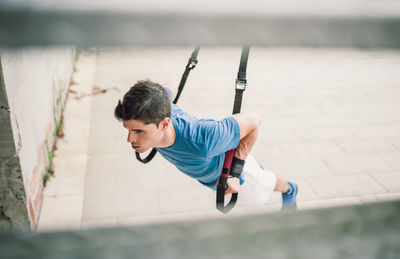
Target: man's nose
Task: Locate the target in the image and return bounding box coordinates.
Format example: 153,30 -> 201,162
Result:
127,132 -> 135,143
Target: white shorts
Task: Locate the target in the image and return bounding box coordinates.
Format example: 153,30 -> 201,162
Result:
231,154 -> 277,207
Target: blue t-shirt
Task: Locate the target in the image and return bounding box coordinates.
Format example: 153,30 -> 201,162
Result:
156,88 -> 243,189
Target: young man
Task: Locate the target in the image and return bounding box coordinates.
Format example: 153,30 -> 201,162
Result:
114,80 -> 298,211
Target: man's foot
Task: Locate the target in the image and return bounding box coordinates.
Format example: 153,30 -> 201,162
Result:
281,182 -> 298,211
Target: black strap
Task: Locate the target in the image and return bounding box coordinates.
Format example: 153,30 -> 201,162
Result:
174,47 -> 200,104
135,148 -> 157,164
216,46 -> 250,214
136,47 -> 200,164
216,149 -> 239,213
217,181 -> 238,212
233,46 -> 250,115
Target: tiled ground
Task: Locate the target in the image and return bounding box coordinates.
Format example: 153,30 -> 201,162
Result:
38,47 -> 400,231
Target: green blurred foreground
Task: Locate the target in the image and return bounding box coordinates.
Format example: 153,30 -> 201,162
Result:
1,200 -> 399,259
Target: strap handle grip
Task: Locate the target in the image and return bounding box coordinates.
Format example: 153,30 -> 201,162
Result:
216,149 -> 238,214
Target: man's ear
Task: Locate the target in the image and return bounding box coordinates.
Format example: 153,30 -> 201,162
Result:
160,118 -> 170,129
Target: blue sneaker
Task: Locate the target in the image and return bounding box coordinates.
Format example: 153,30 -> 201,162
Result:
281,182 -> 298,211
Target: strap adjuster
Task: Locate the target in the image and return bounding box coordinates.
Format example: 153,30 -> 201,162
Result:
187,58 -> 198,69
235,78 -> 247,90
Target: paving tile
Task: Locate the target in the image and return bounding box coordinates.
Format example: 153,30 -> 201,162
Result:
157,186 -> 214,214
62,122 -> 91,141
294,127 -> 354,141
117,210 -> 224,227
37,196 -> 84,231
117,164 -> 162,190
80,218 -> 118,230
309,115 -> 361,127
276,155 -> 332,180
353,154 -> 396,172
321,153 -> 394,175
84,168 -> 117,197
86,152 -> 137,173
63,101 -> 92,123
298,197 -> 362,210
253,145 -> 287,163
87,137 -> 132,155
326,94 -> 374,106
116,188 -> 162,218
370,93 -> 400,104
92,124 -> 126,139
52,154 -> 88,177
359,192 -> 400,203
390,137 -> 400,150
355,111 -> 400,125
265,191 -> 282,205
381,153 -> 400,170
90,89 -> 122,107
273,104 -> 324,117
279,141 -> 344,159
334,139 -> 399,154
259,127 -> 301,143
82,168 -> 119,221
43,173 -> 85,197
370,171 -> 400,192
54,138 -> 90,157
318,102 -> 370,116
278,94 -> 322,107
294,180 -> 319,201
82,191 -> 119,221
117,158 -> 198,191
274,116 -> 315,129
307,174 -> 387,199
349,125 -> 400,139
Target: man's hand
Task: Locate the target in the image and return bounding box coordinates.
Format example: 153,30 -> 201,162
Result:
216,177 -> 241,195
225,177 -> 240,195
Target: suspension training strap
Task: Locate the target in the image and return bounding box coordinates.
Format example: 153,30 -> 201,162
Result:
174,47 -> 200,104
216,46 -> 250,214
136,47 -> 200,164
233,46 -> 250,114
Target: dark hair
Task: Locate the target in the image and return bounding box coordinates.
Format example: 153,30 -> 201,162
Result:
114,80 -> 171,126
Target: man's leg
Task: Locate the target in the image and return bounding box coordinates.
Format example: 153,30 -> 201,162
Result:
274,175 -> 290,193
236,155 -> 276,207
274,175 -> 298,211
236,154 -> 298,211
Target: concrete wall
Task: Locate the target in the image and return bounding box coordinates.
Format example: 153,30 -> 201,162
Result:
1,200 -> 399,258
0,47 -> 75,230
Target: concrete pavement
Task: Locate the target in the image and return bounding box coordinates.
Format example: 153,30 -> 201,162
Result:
37,47 -> 400,231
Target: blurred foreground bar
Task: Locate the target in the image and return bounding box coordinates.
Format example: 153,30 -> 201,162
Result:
1,0 -> 400,48
1,200 -> 399,258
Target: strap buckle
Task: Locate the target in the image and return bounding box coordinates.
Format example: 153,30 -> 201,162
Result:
187,58 -> 198,69
235,78 -> 247,91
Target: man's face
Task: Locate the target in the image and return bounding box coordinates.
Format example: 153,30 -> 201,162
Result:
123,119 -> 163,153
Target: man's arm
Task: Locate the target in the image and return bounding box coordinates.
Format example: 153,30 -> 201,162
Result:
223,112 -> 262,195
232,112 -> 262,160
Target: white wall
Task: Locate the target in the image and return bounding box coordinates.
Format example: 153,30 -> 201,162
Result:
0,46 -> 74,228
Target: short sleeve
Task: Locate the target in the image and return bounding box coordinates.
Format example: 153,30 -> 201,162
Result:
165,88 -> 173,102
199,117 -> 240,157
